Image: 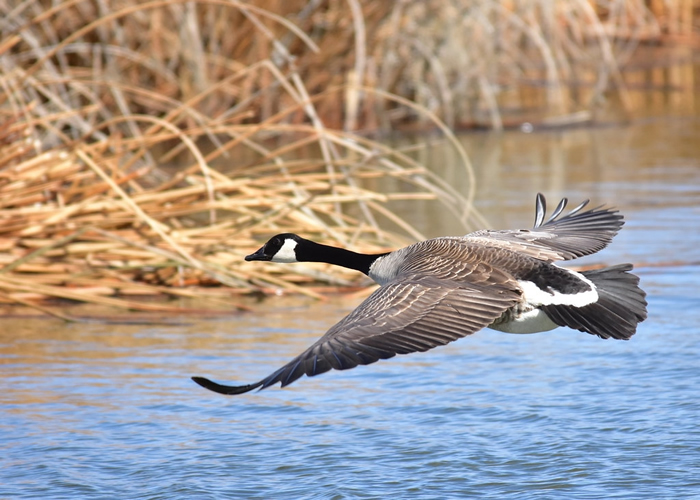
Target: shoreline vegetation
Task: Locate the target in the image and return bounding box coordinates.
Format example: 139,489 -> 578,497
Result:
0,1 -> 697,317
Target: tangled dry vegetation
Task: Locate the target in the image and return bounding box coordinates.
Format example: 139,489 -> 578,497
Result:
0,0 -> 480,316
0,0 -> 693,316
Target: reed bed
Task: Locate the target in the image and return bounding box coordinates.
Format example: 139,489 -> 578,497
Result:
0,112 -> 479,314
0,1 -> 695,316
2,1 -> 688,132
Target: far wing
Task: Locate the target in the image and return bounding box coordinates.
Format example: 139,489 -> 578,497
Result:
465,193 -> 624,262
192,277 -> 519,395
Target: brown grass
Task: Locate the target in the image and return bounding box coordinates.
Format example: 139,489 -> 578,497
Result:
0,112 -> 477,314
0,1 -> 695,316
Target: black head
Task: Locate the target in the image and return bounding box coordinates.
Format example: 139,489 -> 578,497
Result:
245,233 -> 303,263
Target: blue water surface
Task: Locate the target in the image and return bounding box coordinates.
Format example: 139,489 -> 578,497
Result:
2,120 -> 699,499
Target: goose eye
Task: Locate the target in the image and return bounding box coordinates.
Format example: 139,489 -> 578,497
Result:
270,237 -> 281,247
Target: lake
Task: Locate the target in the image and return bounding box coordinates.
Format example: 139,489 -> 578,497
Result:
2,116 -> 699,499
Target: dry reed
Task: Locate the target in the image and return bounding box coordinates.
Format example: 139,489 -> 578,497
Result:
0,1 -> 481,314
0,1 -> 695,316
0,111 -> 479,314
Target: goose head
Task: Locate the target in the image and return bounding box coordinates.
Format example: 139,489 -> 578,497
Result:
245,233 -> 303,263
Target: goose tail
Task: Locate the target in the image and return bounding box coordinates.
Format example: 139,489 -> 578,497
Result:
542,264 -> 647,340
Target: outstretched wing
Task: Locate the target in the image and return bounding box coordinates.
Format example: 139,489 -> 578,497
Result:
192,276 -> 519,395
465,193 -> 624,262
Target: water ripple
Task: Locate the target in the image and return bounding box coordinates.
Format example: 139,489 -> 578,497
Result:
2,135 -> 700,499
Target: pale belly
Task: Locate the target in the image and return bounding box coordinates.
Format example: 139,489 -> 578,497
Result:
488,308 -> 558,334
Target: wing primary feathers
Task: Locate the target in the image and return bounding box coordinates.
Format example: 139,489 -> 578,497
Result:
566,198 -> 590,217
534,193 -> 597,229
467,194 -> 622,261
282,360 -> 303,387
191,376 -> 263,395
545,197 -> 569,224
329,350 -> 345,370
534,193 -> 547,227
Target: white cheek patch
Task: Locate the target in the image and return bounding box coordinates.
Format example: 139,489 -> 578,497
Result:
271,239 -> 299,263
518,270 -> 598,308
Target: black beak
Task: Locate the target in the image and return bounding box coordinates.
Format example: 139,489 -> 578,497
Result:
245,246 -> 269,261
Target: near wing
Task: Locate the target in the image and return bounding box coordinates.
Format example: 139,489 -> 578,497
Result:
192,276 -> 519,395
465,193 -> 624,262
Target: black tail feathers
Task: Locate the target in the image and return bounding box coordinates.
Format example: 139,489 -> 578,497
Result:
542,264 -> 647,340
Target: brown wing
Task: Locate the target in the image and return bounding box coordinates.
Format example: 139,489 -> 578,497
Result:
192,276 -> 519,395
465,193 -> 624,262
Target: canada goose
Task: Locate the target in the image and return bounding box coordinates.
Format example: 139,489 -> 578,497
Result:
193,194 -> 647,395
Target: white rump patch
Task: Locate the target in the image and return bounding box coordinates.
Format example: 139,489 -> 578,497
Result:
517,269 -> 598,308
271,238 -> 299,263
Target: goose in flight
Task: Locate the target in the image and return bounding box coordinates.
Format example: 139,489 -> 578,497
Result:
193,194 -> 647,395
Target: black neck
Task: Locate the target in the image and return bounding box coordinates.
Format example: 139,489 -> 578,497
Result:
299,240 -> 387,276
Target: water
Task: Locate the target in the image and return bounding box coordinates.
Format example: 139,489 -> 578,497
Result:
2,117 -> 700,499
